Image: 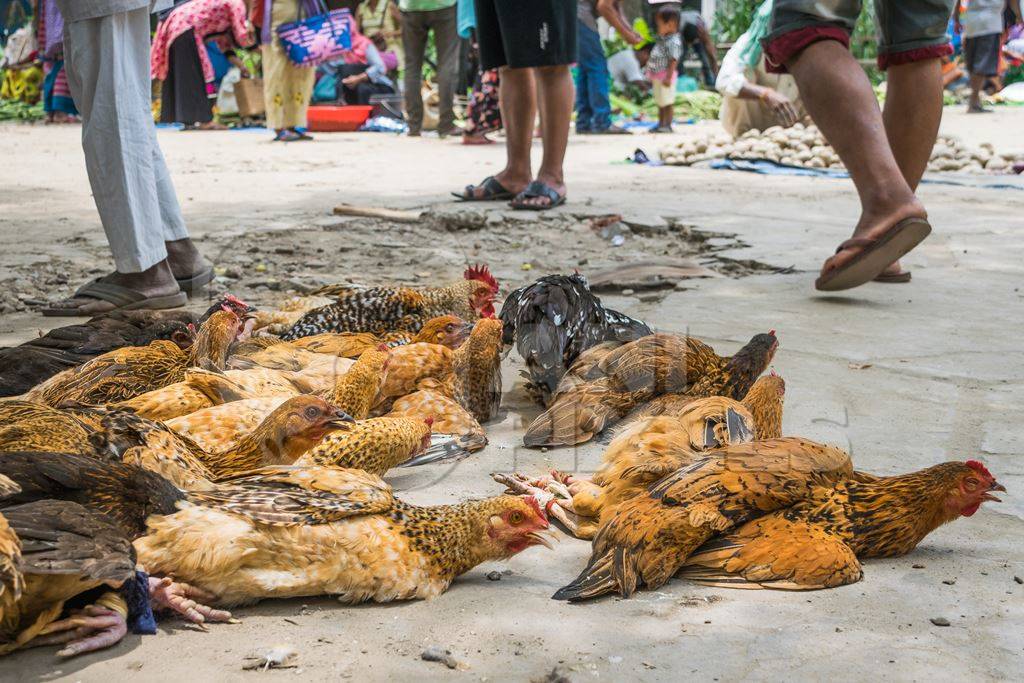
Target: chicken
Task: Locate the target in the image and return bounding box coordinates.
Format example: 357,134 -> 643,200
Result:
678,460 -> 1006,590
499,273 -> 651,405
496,397 -> 757,539
280,265 -> 499,339
281,314 -> 471,358
0,400 -> 99,454
118,396 -> 355,486
552,437 -> 853,601
523,331 -> 778,448
295,417 -> 435,475
387,387 -> 487,452
163,348 -> 388,451
0,310 -> 195,398
373,317 -> 503,423
23,310 -> 245,407
135,465 -> 554,607
0,456 -> 232,657
622,370 -> 786,439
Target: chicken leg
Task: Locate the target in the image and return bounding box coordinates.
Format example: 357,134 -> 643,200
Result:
26,604 -> 128,658
492,472 -> 581,534
148,576 -> 234,625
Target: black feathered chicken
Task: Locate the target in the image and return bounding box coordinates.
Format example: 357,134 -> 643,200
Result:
499,274 -> 651,406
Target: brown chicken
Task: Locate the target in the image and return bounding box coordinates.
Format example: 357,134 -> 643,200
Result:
387,387 -> 487,450
553,437 -> 853,601
524,331 -> 778,447
497,397 -> 757,539
295,417 -> 433,475
281,266 -> 500,339
623,370 -> 786,439
0,457 -> 230,658
114,396 -> 355,486
283,314 -> 471,358
23,310 -> 245,407
136,465 -> 554,607
679,460 -> 1006,590
0,400 -> 100,454
373,317 -> 503,424
162,348 -> 389,451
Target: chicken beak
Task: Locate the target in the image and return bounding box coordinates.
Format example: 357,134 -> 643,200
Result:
990,481 -> 1007,493
326,410 -> 356,430
527,529 -> 558,550
983,480 -> 1006,503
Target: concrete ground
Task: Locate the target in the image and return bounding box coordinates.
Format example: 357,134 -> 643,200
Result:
0,107 -> 1022,681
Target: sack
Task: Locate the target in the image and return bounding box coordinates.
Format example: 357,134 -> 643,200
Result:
276,1 -> 352,67
234,77 -> 265,118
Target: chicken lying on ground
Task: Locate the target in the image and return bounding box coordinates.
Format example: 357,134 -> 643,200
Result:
0,400 -> 101,454
0,460 -> 231,658
239,315 -> 471,363
136,465 -> 555,607
496,396 -> 759,539
21,310 -> 246,407
523,331 -> 778,447
553,437 -> 853,601
0,311 -> 194,398
163,347 -> 390,451
372,317 -> 503,424
281,265 -> 500,339
499,273 -> 652,406
678,460 -> 1006,590
110,396 -> 355,488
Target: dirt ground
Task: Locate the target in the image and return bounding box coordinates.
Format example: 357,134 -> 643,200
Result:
0,106 -> 1022,681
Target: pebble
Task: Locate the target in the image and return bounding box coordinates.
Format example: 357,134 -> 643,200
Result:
486,571 -> 502,581
421,646 -> 460,670
1015,576 -> 1023,585
930,617 -> 950,627
942,579 -> 956,586
912,564 -> 925,569
621,289 -> 635,296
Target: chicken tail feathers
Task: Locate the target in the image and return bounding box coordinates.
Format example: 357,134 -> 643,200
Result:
399,433 -> 486,468
552,546 -> 640,601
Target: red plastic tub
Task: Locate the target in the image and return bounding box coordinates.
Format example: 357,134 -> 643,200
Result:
306,105 -> 373,132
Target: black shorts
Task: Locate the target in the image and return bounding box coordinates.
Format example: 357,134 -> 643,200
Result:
474,0 -> 577,70
963,33 -> 1001,77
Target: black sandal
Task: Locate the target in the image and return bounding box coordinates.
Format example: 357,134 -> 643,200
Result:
452,175 -> 515,202
509,180 -> 566,211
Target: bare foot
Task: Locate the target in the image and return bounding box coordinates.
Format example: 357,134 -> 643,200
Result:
28,605 -> 128,658
462,132 -> 494,145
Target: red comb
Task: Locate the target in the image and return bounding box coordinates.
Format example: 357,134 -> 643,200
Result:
464,264 -> 499,293
187,323 -> 197,334
966,460 -> 992,478
376,343 -> 388,352
768,329 -> 776,336
769,369 -> 778,377
424,417 -> 435,427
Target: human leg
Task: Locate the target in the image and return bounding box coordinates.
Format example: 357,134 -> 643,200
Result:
431,5 -> 460,134
511,64 -> 572,208
401,9 -> 428,134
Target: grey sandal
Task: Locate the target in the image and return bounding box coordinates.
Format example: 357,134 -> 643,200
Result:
509,180 -> 566,211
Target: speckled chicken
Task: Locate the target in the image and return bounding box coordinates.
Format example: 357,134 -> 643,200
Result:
679,460 -> 1006,590
23,310 -> 245,407
295,417 -> 434,475
499,273 -> 651,406
0,401 -> 101,454
135,466 -> 554,607
281,266 -> 499,339
523,331 -> 778,448
553,437 -> 853,601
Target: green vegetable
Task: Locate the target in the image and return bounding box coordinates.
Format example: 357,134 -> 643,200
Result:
0,99 -> 44,122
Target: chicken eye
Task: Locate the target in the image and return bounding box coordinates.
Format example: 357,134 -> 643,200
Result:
508,511 -> 524,525
964,478 -> 980,490
304,406 -> 320,419
446,324 -> 456,332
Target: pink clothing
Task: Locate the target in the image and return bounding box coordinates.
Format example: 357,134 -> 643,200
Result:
151,0 -> 250,94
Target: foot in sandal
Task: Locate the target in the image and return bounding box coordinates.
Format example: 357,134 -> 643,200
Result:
43,261 -> 186,317
509,174 -> 567,211
815,200 -> 930,292
454,169 -> 530,202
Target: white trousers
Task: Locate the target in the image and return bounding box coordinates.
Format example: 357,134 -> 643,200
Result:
63,6 -> 188,273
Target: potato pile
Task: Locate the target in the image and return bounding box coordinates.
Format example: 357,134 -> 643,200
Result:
660,123 -> 1023,174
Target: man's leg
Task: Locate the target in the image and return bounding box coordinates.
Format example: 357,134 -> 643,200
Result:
51,7 -> 183,314
401,11 -> 428,135
517,64 -> 573,207
576,21 -> 605,132
432,5 -> 460,134
481,67 -> 535,197
574,20 -> 594,133
784,40 -> 924,281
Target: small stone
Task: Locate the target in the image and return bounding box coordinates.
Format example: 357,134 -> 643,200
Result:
930,617 -> 950,627
1015,576 -> 1023,585
486,571 -> 502,581
621,289 -> 635,296
421,645 -> 459,669
835,627 -> 842,632
274,246 -> 295,255
912,564 -> 925,569
942,579 -> 956,586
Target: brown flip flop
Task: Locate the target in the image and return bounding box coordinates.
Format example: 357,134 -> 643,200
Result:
816,217 -> 931,292
873,269 -> 912,284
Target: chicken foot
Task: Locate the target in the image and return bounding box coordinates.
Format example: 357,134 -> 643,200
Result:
27,605 -> 128,658
148,576 -> 234,625
492,472 -> 582,535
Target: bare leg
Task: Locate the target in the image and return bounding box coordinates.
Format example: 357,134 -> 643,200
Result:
967,72 -> 987,112
165,237 -> 209,279
881,58 -> 944,276
466,67 -> 534,198
516,64 -> 573,207
787,41 -> 925,276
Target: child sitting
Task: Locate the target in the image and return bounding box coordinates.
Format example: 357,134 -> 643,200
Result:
646,5 -> 682,133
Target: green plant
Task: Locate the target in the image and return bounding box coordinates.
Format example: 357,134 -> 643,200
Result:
713,0 -> 760,43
